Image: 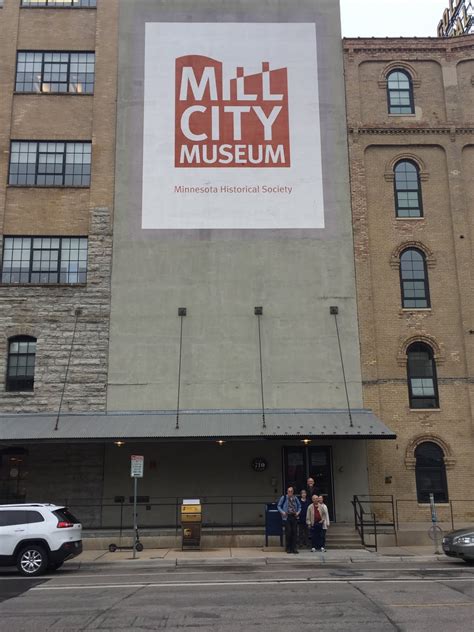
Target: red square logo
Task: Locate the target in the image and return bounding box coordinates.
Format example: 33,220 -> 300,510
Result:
175,55 -> 290,168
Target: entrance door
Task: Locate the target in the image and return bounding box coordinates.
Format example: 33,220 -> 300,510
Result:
283,446 -> 335,521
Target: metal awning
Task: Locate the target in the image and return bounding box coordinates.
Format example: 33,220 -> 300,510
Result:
0,409 -> 395,442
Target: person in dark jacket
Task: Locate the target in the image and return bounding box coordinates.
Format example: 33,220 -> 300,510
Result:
305,477 -> 318,501
297,489 -> 310,548
277,486 -> 301,554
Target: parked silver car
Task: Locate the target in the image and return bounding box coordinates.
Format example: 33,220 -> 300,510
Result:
442,527 -> 474,564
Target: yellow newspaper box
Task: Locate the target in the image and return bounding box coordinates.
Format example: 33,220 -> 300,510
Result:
181,499 -> 202,550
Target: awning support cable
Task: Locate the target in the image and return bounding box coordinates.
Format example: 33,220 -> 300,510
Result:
175,308 -> 187,430
255,307 -> 266,430
330,306 -> 354,428
54,308 -> 82,432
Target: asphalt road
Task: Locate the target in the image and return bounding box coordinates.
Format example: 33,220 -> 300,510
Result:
1,559 -> 474,631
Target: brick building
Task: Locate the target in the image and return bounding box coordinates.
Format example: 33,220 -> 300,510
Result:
344,35 -> 474,526
1,0 -> 472,537
0,0 -> 117,506
0,0 -> 398,533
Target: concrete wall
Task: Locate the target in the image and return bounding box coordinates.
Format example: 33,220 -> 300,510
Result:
99,439 -> 367,526
108,0 -> 364,414
24,443 -> 105,526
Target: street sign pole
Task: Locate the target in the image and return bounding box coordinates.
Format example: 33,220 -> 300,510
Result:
130,455 -> 144,559
133,476 -> 138,559
429,493 -> 441,555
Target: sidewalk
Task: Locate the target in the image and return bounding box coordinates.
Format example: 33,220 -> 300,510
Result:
65,545 -> 454,569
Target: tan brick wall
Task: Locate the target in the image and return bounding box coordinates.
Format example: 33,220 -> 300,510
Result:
0,0 -> 118,412
344,36 -> 474,524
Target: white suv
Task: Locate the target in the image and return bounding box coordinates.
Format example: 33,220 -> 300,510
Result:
0,504 -> 82,576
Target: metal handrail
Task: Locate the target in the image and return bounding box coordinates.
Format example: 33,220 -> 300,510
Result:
352,494 -> 397,550
0,496 -> 280,531
395,498 -> 474,532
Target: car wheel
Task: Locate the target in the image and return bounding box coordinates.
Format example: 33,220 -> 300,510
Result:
16,545 -> 48,577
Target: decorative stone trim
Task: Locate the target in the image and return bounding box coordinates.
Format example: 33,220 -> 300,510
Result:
405,434 -> 455,470
405,456 -> 416,471
390,241 -> 436,269
396,334 -> 445,366
348,126 -> 474,136
343,36 -> 474,55
379,61 -> 421,87
384,154 -> 429,182
4,326 -> 39,340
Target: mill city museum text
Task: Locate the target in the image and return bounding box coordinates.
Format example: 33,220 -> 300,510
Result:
175,56 -> 291,167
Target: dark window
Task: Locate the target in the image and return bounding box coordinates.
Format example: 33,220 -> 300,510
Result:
407,342 -> 439,409
0,449 -> 28,502
415,442 -> 448,503
27,511 -> 45,524
0,510 -> 28,527
6,336 -> 36,392
53,508 -> 80,524
16,52 -> 95,94
9,141 -> 91,186
394,160 -> 423,218
21,1 -> 96,7
400,248 -> 430,309
387,69 -> 414,114
1,236 -> 88,284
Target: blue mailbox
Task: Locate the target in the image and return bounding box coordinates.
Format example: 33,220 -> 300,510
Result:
265,502 -> 283,547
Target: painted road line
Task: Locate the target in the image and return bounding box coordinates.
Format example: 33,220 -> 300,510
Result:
31,577 -> 474,591
389,603 -> 474,608
1,566 -> 470,583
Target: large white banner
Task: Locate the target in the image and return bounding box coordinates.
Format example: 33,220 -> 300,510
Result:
142,23 -> 324,229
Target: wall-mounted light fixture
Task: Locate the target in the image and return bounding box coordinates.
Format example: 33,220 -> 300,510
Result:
302,439 -> 312,445
216,440 -> 226,446
114,441 -> 125,447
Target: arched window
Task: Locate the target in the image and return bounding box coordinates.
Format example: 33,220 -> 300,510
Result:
415,442 -> 448,503
394,160 -> 423,218
387,69 -> 414,114
407,342 -> 439,409
6,336 -> 36,392
400,249 -> 430,308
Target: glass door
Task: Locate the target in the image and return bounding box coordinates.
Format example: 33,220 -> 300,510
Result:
308,447 -> 334,521
283,446 -> 335,521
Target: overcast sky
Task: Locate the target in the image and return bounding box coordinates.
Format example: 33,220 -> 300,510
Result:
340,0 -> 449,37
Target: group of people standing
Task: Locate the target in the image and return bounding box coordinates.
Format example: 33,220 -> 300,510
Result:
277,477 -> 330,554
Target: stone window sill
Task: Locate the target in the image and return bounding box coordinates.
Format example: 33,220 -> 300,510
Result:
0,284 -> 87,288
395,217 -> 424,221
14,92 -> 94,97
3,391 -> 35,397
401,308 -> 432,312
7,185 -> 90,190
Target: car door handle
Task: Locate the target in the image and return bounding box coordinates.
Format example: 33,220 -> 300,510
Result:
14,529 -> 25,532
